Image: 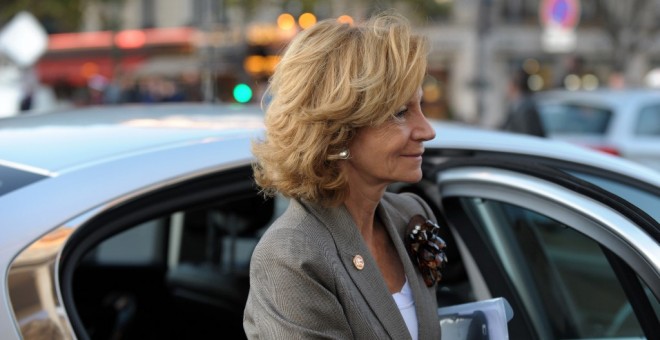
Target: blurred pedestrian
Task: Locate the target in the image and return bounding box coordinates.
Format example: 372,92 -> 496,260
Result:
87,74 -> 108,105
19,67 -> 38,112
179,71 -> 202,102
103,67 -> 130,104
244,12 -> 444,340
501,69 -> 546,137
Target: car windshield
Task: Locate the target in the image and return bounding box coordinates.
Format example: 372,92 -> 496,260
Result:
538,103 -> 612,135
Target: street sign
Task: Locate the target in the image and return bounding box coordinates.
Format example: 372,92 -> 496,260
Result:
539,0 -> 581,53
0,11 -> 48,67
540,0 -> 580,29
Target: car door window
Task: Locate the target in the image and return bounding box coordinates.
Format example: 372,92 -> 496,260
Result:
87,219 -> 166,265
459,197 -> 658,339
635,105 -> 660,137
538,103 -> 612,135
72,193 -> 287,340
7,165 -> 290,340
567,170 -> 660,223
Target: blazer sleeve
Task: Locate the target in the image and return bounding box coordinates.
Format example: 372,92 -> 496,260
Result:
243,226 -> 353,339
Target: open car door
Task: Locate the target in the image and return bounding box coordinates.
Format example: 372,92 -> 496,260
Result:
410,126 -> 660,340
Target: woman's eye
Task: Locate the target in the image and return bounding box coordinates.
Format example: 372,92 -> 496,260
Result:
394,107 -> 408,119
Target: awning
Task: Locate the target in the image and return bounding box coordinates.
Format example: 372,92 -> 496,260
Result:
133,55 -> 201,76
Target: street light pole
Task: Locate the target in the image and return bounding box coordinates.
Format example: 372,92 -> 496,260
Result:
200,0 -> 218,103
475,0 -> 492,125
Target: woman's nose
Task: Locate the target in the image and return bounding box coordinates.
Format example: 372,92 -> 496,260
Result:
412,111 -> 436,142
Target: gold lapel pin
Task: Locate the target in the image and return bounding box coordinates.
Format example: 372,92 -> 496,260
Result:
352,255 -> 365,270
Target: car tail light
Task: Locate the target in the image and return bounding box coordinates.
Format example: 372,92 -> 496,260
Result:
592,146 -> 620,156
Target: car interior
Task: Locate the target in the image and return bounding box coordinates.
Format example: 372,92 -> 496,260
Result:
62,166 -> 278,339
59,162 -> 658,340
60,165 -> 471,340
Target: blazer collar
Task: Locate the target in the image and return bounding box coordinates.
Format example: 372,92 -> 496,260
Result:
298,196 -> 441,339
302,199 -> 411,339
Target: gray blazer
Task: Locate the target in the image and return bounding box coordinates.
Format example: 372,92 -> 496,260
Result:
243,192 -> 441,339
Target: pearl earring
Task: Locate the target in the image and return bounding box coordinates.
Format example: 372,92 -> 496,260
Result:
327,149 -> 350,160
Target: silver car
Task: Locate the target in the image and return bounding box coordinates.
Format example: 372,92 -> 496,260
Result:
0,104 -> 658,339
535,89 -> 660,171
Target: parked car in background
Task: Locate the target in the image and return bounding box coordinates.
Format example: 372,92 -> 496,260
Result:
533,89 -> 660,172
0,104 -> 658,339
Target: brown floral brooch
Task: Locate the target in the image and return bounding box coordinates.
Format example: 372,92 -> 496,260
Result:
405,214 -> 448,287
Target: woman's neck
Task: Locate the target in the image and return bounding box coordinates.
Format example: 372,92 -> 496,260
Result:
343,185 -> 386,244
344,183 -> 406,294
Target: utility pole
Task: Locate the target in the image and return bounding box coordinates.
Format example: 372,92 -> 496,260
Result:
475,0 -> 492,125
200,0 -> 218,102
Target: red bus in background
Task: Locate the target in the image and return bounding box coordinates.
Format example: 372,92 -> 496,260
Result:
38,27 -> 210,106
37,27 -> 197,87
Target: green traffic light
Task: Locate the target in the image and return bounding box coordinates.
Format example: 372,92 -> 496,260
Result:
233,83 -> 253,103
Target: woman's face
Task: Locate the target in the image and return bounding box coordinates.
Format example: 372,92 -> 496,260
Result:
345,88 -> 436,187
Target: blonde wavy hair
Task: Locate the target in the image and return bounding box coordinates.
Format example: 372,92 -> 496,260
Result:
252,12 -> 429,206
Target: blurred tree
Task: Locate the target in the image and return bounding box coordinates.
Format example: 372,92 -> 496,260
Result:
95,0 -> 125,31
226,0 -> 450,22
598,0 -> 660,85
369,0 -> 452,21
0,0 -> 128,33
226,0 -> 273,20
0,0 -> 85,33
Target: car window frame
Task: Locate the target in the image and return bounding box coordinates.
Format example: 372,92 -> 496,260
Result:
423,153 -> 660,339
56,164 -> 258,340
424,152 -> 660,242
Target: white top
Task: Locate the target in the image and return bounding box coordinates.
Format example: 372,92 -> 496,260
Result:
392,278 -> 418,340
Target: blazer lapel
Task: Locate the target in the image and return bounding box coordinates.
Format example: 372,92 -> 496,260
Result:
378,200 -> 440,340
303,200 -> 411,340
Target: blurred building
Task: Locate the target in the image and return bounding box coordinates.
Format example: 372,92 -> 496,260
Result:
36,0 -> 242,104
420,0 -> 660,126
15,0 -> 660,124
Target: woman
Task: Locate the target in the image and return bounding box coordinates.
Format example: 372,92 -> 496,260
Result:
244,12 -> 442,339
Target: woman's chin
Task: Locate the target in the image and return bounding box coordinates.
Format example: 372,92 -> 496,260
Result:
397,170 -> 423,183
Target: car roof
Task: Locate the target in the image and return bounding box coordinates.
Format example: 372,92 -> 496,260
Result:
1,103 -> 657,186
534,88 -> 660,108
427,121 -> 660,187
0,103 -> 264,176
